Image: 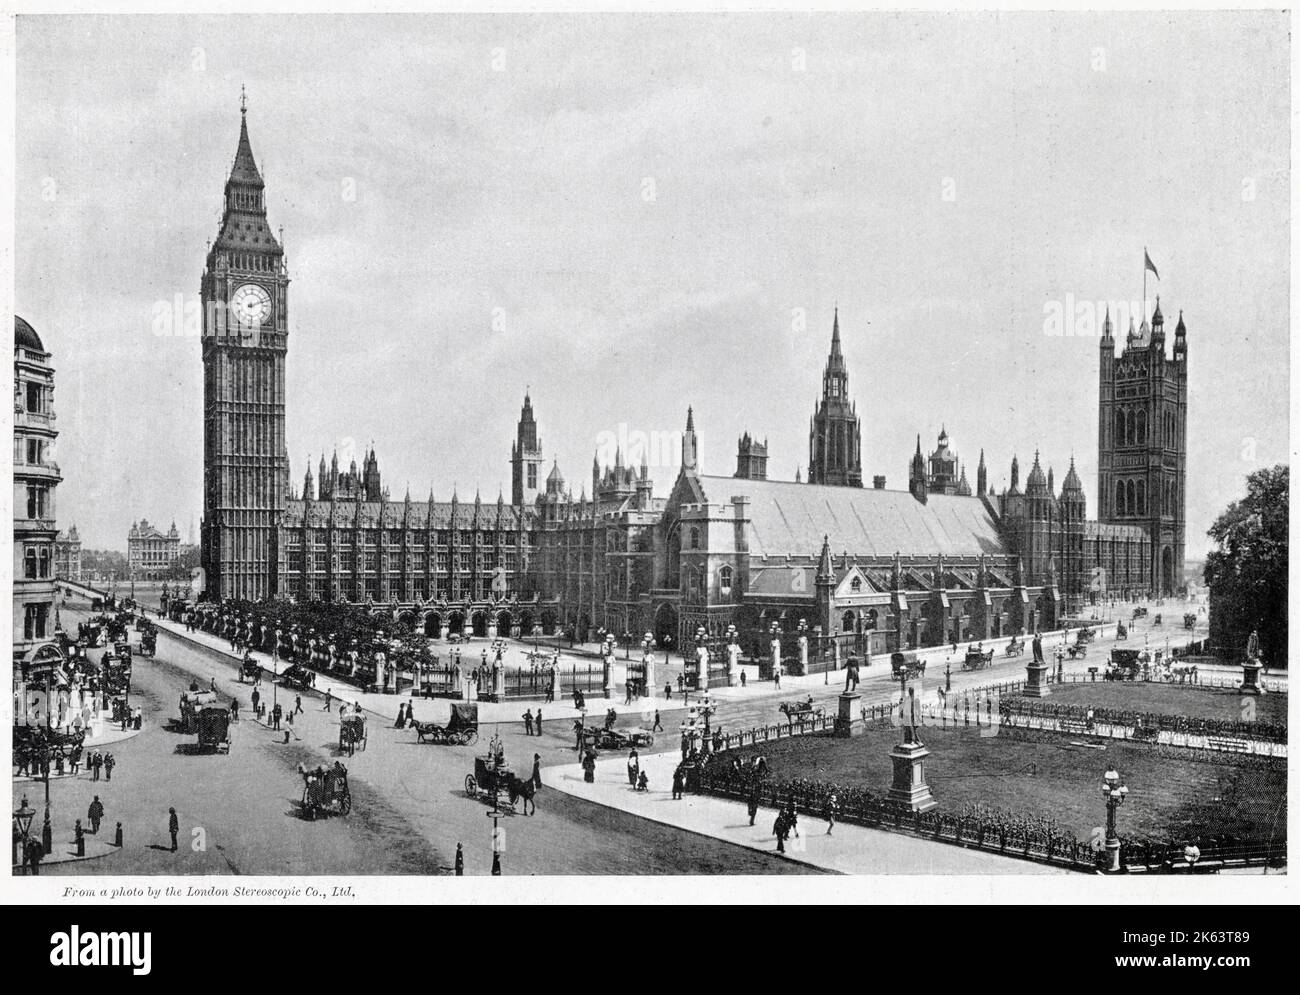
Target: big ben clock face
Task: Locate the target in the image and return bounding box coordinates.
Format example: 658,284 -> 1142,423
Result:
232,283 -> 272,327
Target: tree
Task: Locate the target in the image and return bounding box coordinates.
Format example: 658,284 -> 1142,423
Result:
163,545 -> 201,581
1204,465 -> 1288,667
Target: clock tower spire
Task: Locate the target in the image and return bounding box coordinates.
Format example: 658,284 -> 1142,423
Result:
200,92 -> 291,601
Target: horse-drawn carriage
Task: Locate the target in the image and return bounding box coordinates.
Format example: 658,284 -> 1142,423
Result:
239,655 -> 262,683
1132,606 -> 1148,620
779,696 -> 824,726
179,689 -> 219,734
1076,626 -> 1096,644
339,713 -> 368,756
1067,642 -> 1088,660
1105,648 -> 1143,682
1152,614 -> 1163,627
300,761 -> 351,819
1115,622 -> 1128,640
465,755 -> 535,813
280,663 -> 316,691
412,702 -> 479,745
139,628 -> 157,658
586,724 -> 655,750
890,652 -> 926,680
962,646 -> 995,670
1003,636 -> 1026,657
195,706 -> 232,754
1184,613 -> 1197,630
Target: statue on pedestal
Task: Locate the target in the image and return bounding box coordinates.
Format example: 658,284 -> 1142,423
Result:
903,686 -> 921,745
1246,630 -> 1260,662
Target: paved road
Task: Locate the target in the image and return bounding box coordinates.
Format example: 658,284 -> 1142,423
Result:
47,609 -> 814,875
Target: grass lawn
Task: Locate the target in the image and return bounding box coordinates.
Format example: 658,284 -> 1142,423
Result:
1043,682 -> 1288,726
727,726 -> 1286,842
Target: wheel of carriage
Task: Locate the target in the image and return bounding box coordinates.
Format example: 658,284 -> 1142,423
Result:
461,729 -> 478,747
465,774 -> 477,797
643,735 -> 654,748
340,791 -> 352,815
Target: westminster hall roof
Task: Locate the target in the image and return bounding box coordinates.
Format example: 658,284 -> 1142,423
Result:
695,475 -> 1007,560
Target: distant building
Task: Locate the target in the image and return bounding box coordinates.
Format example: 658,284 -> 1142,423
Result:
129,519 -> 181,579
54,524 -> 83,581
13,315 -> 63,666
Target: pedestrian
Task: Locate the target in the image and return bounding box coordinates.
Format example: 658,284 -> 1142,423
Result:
582,749 -> 596,783
824,792 -> 838,836
294,694 -> 303,715
740,670 -> 747,688
627,749 -> 639,787
251,687 -> 260,714
671,766 -> 684,800
92,751 -> 102,781
210,676 -> 218,694
134,706 -> 143,730
88,795 -> 104,834
26,836 -> 43,876
104,753 -> 115,781
531,753 -> 543,790
323,689 -> 332,712
454,843 -> 464,876
230,699 -> 240,722
522,710 -> 534,736
747,788 -> 760,826
774,810 -> 788,852
664,682 -> 672,700
168,807 -> 179,852
70,750 -> 81,777
653,709 -> 663,732
534,709 -> 542,736
272,703 -> 282,731
774,667 -> 782,690
491,850 -> 501,876
574,720 -> 585,754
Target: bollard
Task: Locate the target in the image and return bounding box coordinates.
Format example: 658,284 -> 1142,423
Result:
114,822 -> 123,847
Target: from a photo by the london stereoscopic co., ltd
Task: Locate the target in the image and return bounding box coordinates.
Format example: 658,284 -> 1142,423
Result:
4,5 -> 1293,905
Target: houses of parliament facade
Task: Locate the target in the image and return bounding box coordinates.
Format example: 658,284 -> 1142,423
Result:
201,104 -> 1184,653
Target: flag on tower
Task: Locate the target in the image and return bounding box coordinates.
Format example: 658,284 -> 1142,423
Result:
1144,248 -> 1160,280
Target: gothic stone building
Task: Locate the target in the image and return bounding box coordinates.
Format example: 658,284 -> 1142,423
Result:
198,103 -> 1181,653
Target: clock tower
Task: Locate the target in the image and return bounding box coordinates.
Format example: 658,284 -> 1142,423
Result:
200,92 -> 290,601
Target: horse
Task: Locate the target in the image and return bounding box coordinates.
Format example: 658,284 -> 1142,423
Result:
507,774 -> 536,816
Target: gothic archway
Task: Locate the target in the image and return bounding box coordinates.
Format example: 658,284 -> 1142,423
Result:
540,609 -> 558,635
423,611 -> 442,637
471,610 -> 488,637
653,603 -> 678,648
1161,546 -> 1175,595
447,610 -> 465,635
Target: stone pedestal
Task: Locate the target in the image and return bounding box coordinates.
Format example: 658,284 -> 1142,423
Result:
493,666 -> 505,700
835,692 -> 862,737
797,636 -> 809,677
548,666 -> 562,703
1240,660 -> 1264,695
488,622 -> 498,641
1022,660 -> 1051,698
887,741 -> 938,813
602,654 -> 615,699
726,644 -> 741,688
695,647 -> 710,690
642,653 -> 656,698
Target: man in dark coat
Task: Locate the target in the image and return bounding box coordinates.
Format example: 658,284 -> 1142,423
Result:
168,808 -> 180,852
88,796 -> 105,834
531,753 -> 543,790
454,843 -> 464,876
104,753 -> 115,781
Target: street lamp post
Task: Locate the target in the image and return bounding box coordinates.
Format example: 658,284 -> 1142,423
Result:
1101,767 -> 1129,873
13,796 -> 35,873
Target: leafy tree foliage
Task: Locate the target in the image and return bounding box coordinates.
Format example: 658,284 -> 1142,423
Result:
1204,465 -> 1288,666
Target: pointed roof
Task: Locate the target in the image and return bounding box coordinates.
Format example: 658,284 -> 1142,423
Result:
685,406 -> 695,433
547,461 -> 564,485
228,102 -> 264,188
827,308 -> 845,369
1026,450 -> 1047,493
1152,295 -> 1164,326
1175,310 -> 1186,334
1062,456 -> 1083,493
817,534 -> 834,578
1102,305 -> 1113,338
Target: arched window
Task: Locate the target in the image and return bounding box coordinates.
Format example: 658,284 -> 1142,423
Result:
1136,480 -> 1146,516
1126,480 -> 1136,516
842,611 -> 856,633
718,566 -> 733,595
1136,411 -> 1147,445
1115,481 -> 1125,515
24,547 -> 37,579
1116,410 -> 1126,446
850,576 -> 862,593
689,527 -> 699,550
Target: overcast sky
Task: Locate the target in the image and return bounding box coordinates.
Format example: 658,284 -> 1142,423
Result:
16,11 -> 1289,556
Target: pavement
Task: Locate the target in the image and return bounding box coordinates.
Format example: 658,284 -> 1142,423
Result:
545,749 -> 1069,875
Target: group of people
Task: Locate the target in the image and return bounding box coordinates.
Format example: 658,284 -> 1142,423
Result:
519,708 -> 543,735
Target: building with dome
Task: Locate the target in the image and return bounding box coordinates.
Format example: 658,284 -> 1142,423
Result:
13,315 -> 63,663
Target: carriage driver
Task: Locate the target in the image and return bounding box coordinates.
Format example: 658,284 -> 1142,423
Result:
489,730 -> 506,769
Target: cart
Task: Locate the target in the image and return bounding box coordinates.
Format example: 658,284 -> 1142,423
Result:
412,702 -> 479,745
779,697 -> 823,728
239,657 -> 262,683
339,713 -> 368,756
589,725 -> 656,750
139,630 -> 157,658
466,755 -> 514,807
1105,648 -> 1143,681
196,706 -> 232,754
1003,636 -> 1025,657
962,647 -> 995,670
300,761 -> 351,819
179,689 -> 219,734
890,651 -> 926,680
